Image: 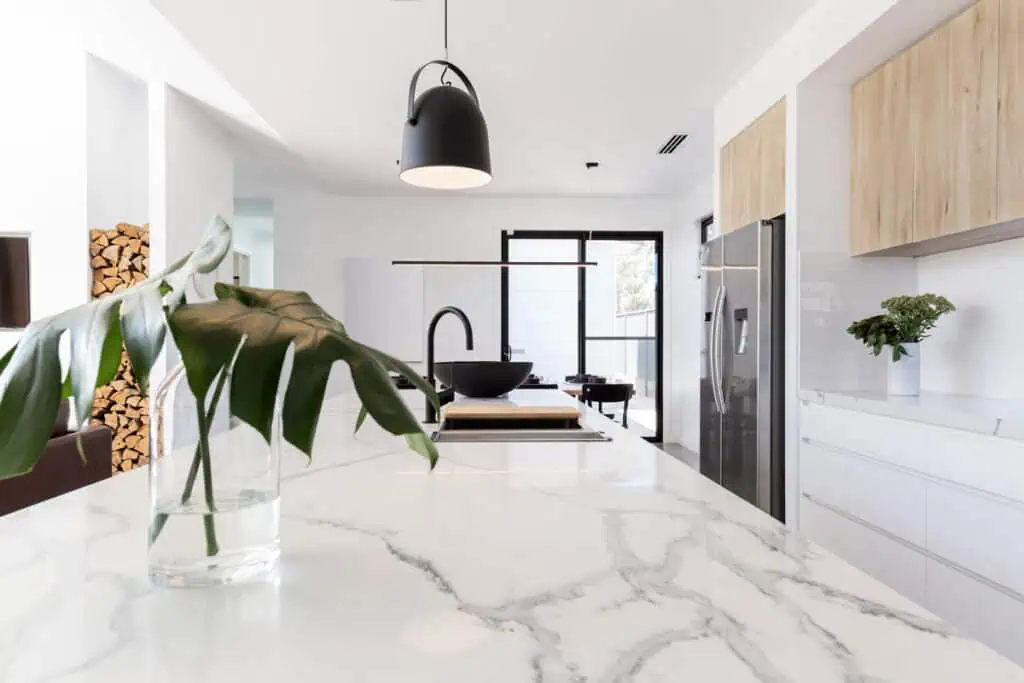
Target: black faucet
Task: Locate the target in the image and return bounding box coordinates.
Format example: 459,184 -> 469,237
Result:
426,306 -> 474,423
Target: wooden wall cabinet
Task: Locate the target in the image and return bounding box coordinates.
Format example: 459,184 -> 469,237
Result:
719,98 -> 786,234
1000,0 -> 1024,223
852,52 -> 915,254
851,0 -> 1018,256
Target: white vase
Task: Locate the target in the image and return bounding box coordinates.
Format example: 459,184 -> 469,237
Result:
888,342 -> 921,397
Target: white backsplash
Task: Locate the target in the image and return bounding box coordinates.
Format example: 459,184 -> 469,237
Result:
918,238 -> 1024,401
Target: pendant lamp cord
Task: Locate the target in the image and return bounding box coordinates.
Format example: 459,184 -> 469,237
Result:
440,0 -> 452,86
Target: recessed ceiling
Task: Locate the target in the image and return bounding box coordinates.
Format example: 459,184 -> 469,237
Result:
151,0 -> 816,196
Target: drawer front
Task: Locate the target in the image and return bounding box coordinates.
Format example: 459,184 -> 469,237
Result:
802,402 -> 1024,503
927,559 -> 1024,666
927,483 -> 1024,596
801,440 -> 927,547
801,495 -> 929,606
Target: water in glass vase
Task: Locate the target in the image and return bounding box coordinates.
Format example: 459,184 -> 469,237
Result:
149,363 -> 283,587
149,491 -> 281,587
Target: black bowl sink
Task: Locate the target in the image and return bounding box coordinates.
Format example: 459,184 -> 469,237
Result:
434,361 -> 534,398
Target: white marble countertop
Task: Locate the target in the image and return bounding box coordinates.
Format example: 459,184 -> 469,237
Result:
801,388 -> 1024,441
2,390 -> 1022,682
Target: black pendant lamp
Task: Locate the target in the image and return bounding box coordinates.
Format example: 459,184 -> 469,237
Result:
400,0 -> 491,189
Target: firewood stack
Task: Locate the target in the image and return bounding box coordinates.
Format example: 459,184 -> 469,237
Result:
89,223 -> 150,474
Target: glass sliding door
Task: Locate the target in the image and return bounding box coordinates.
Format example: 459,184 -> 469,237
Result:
584,238 -> 660,439
501,231 -> 663,442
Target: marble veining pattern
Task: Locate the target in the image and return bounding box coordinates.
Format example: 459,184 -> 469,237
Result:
1,393 -> 1022,682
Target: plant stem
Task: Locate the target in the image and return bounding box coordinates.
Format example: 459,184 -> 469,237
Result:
195,404 -> 219,557
149,369 -> 231,551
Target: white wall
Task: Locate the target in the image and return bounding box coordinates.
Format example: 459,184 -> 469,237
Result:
234,198 -> 274,288
273,192 -> 701,441
82,0 -> 279,143
149,84 -> 234,277
149,84 -> 234,383
0,2 -> 88,355
668,177 -> 713,453
87,55 -> 148,230
918,241 -> 1024,401
794,80 -> 916,395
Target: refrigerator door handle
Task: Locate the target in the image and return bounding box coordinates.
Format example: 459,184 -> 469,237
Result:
710,284 -> 726,414
709,285 -> 721,413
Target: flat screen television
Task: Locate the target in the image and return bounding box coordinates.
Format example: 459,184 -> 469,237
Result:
0,236 -> 30,328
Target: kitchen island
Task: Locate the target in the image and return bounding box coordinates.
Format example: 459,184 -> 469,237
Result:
1,390 -> 1021,682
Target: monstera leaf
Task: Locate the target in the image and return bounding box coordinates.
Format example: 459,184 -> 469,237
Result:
0,217 -> 232,480
166,284 -> 440,466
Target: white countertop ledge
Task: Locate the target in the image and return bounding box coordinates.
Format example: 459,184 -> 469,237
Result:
1,390 -> 1022,682
801,387 -> 1024,441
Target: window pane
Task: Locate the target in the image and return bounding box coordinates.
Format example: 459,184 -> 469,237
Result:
508,239 -> 578,382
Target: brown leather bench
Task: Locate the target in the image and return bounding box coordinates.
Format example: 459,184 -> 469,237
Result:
0,402 -> 113,516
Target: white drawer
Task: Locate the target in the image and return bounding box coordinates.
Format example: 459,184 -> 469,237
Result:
801,440 -> 927,547
802,402 -> 1024,503
927,559 -> 1024,666
927,483 -> 1024,597
801,495 -> 928,606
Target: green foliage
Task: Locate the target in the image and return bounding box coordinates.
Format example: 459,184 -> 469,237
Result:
0,217 -> 231,480
168,284 -> 439,466
847,294 -> 955,362
0,216 -> 439,481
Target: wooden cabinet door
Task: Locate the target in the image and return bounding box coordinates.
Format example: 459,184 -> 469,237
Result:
759,99 -> 787,221
947,0 -> 1000,234
851,69 -> 883,255
851,52 -> 914,254
879,50 -> 916,249
1000,0 -> 1024,222
719,120 -> 761,234
720,137 -> 739,234
911,24 -> 952,242
719,99 -> 786,235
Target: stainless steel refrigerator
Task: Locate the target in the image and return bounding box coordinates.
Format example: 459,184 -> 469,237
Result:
700,218 -> 785,522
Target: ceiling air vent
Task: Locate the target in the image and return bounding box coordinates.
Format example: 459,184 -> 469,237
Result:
657,134 -> 688,155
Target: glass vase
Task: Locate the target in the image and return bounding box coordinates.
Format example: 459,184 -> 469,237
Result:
148,363 -> 282,587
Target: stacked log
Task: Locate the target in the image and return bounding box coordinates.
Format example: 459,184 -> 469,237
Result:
89,223 -> 150,474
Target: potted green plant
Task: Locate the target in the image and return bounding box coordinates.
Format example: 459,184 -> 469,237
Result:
847,294 -> 955,396
0,216 -> 439,586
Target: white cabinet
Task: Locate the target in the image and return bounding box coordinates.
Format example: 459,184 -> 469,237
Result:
801,496 -> 929,606
927,560 -> 1024,665
927,483 -> 1024,596
801,401 -> 1024,665
801,440 -> 927,547
802,402 -> 1024,503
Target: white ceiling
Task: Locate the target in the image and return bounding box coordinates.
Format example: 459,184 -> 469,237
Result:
152,0 -> 815,196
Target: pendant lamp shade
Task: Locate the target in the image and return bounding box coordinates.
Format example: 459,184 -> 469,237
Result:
400,60 -> 491,190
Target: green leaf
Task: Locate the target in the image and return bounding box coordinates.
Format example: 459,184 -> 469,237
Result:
406,432 -> 438,469
0,345 -> 14,376
68,299 -> 118,426
0,329 -> 63,479
168,285 -> 438,467
354,405 -> 369,434
96,307 -> 124,389
120,286 -> 166,395
0,215 -> 234,479
359,345 -> 439,412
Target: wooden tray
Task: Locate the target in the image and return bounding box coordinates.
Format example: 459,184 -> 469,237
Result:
443,402 -> 581,420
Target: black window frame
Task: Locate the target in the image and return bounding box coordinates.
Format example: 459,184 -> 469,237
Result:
500,230 -> 664,442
